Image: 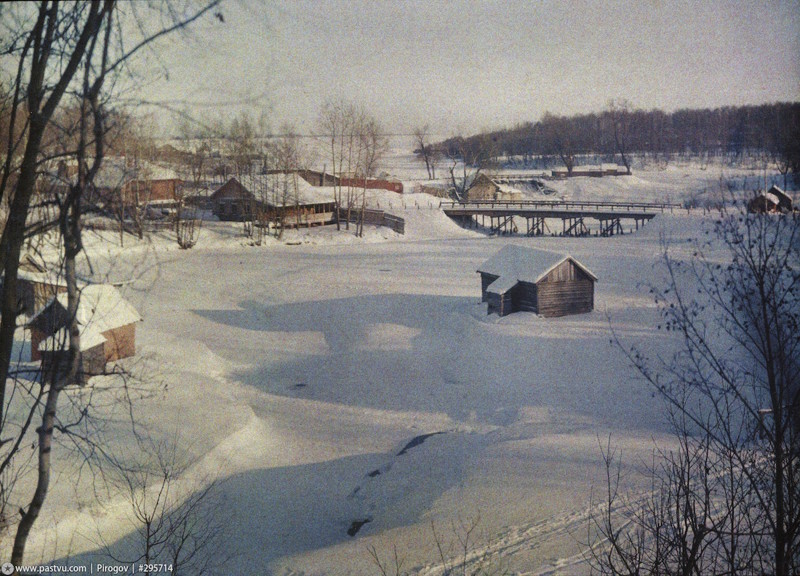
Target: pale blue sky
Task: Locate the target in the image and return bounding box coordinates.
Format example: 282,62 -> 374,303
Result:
142,0 -> 800,135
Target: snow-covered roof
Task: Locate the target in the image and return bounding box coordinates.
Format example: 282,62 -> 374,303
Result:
90,158 -> 183,189
763,192 -> 780,205
236,174 -> 336,207
38,326 -> 107,352
496,182 -> 523,195
17,268 -> 67,287
767,185 -> 792,206
30,284 -> 141,333
485,274 -> 519,295
478,245 -> 597,294
92,158 -> 136,189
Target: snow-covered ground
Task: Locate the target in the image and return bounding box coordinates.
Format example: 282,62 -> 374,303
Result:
11,154 -> 794,575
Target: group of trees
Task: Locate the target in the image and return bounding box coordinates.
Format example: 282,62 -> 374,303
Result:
439,101 -> 800,178
318,99 -> 388,236
0,1 -> 223,572
590,209 -> 800,575
170,101 -> 389,241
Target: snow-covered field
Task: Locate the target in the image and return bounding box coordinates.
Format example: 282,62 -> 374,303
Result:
13,155 -> 794,575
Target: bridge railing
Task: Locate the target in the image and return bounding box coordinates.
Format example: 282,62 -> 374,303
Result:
439,199 -> 682,213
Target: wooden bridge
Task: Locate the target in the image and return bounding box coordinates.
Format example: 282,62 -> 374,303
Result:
440,199 -> 682,237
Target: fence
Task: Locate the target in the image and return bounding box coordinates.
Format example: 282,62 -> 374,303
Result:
337,208 -> 405,235
440,199 -> 682,214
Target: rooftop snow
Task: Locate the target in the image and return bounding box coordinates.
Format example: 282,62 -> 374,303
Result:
30,284 -> 141,333
477,244 -> 597,285
235,174 -> 336,207
38,325 -> 107,352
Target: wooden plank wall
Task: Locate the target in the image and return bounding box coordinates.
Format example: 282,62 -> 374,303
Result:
103,322 -> 137,361
480,273 -> 499,301
536,279 -> 594,317
514,281 -> 538,313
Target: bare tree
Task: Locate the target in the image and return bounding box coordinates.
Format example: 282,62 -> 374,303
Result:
356,115 -> 388,236
318,100 -> 386,233
772,104 -> 800,192
413,124 -> 440,180
539,113 -> 576,176
607,99 -> 634,175
445,136 -> 495,202
0,1 -> 221,567
591,208 -> 800,575
174,184 -> 201,249
103,435 -> 228,576
266,126 -> 306,239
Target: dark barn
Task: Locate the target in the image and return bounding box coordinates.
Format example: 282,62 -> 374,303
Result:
478,245 -> 597,317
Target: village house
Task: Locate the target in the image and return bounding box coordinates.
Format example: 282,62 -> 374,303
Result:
478,245 -> 597,317
210,175 -> 337,226
266,173 -> 337,227
86,158 -> 185,215
123,177 -> 184,208
463,173 -> 522,202
210,177 -> 259,220
747,184 -> 794,214
27,284 -> 142,383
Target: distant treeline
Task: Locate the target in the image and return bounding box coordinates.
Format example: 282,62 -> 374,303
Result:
439,102 -> 800,173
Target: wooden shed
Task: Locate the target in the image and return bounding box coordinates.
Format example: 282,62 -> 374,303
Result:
748,185 -> 794,214
478,245 -> 597,317
27,284 -> 142,383
769,185 -> 793,212
124,178 -> 184,204
464,173 -> 522,202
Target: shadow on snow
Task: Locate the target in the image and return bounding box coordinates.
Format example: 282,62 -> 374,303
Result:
192,292 -> 666,431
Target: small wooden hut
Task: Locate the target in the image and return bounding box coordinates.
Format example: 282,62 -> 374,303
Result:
478,245 -> 597,317
464,173 -> 522,202
748,185 -> 794,214
27,284 -> 142,383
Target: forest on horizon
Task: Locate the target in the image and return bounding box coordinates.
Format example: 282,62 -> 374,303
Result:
438,101 -> 800,174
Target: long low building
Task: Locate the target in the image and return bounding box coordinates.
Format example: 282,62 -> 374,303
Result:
210,174 -> 337,226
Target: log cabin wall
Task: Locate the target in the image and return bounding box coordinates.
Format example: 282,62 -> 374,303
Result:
535,260 -> 594,317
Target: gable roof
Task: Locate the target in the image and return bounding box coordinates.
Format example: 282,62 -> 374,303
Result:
30,284 -> 141,334
32,285 -> 141,354
767,185 -> 793,209
477,245 -> 597,294
30,284 -> 141,354
38,326 -> 108,352
210,178 -> 253,201
212,174 -> 336,207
